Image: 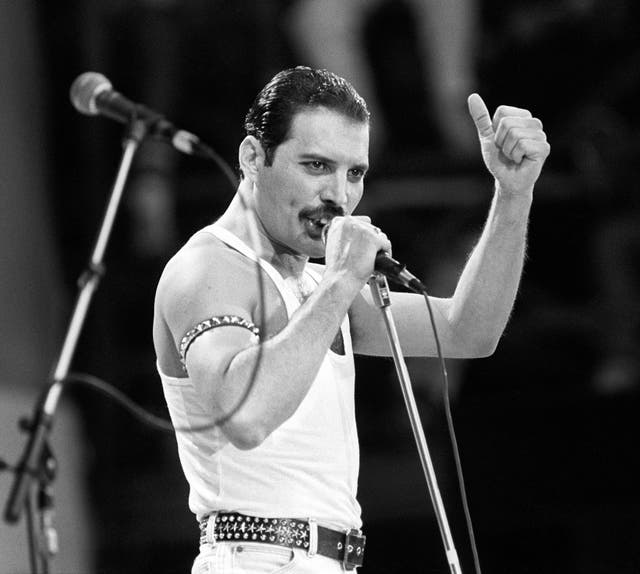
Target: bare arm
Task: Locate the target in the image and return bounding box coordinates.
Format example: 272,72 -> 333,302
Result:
157,219 -> 388,450
184,272 -> 358,450
351,95 -> 550,357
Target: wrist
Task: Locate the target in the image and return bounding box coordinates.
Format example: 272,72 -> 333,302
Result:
492,182 -> 533,224
321,268 -> 366,304
495,181 -> 533,207
495,180 -> 534,200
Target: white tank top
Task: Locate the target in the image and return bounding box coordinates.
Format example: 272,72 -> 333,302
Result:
158,224 -> 361,529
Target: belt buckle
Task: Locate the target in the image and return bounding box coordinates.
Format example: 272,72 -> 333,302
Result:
342,529 -> 366,570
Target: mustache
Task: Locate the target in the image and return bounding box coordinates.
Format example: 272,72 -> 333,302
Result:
300,204 -> 345,221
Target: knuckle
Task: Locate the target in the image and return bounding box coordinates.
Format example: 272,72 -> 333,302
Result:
500,125 -> 519,151
496,116 -> 510,132
497,105 -> 533,120
505,124 -> 519,141
495,105 -> 509,116
508,139 -> 523,158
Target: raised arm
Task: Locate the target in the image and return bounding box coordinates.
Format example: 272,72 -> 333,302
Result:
351,94 -> 550,358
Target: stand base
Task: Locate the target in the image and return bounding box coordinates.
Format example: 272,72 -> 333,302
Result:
0,388 -> 95,572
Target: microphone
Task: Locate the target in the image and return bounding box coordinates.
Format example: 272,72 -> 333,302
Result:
322,223 -> 427,293
374,251 -> 426,293
70,72 -> 207,157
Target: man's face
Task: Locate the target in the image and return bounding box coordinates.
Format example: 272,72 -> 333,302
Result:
254,106 -> 369,259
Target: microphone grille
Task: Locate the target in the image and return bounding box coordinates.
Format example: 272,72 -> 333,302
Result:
70,72 -> 112,116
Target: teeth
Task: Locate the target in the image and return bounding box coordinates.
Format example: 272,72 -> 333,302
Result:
307,217 -> 327,228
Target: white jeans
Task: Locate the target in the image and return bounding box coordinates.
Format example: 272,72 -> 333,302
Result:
191,542 -> 347,573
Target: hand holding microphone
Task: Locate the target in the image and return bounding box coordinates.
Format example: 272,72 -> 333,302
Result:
322,217 -> 426,293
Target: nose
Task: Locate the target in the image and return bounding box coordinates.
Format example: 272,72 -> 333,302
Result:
319,172 -> 349,209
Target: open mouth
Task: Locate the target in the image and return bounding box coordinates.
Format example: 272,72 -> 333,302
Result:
300,205 -> 343,241
301,215 -> 331,240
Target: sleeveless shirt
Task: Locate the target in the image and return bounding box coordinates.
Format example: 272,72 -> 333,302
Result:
157,224 -> 362,529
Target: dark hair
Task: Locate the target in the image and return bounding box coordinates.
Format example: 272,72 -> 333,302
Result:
244,66 -> 369,167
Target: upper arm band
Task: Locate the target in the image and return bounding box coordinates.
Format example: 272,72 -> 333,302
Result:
180,315 -> 260,371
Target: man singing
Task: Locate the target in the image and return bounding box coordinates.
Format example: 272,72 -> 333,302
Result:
153,66 -> 549,572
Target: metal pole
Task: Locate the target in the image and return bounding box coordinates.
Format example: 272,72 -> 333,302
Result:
4,119 -> 148,574
368,273 -> 462,574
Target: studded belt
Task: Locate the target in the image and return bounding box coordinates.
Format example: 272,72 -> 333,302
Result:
199,512 -> 366,570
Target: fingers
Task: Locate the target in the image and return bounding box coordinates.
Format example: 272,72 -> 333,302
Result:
339,216 -> 391,251
509,138 -> 552,164
495,116 -> 548,164
372,226 -> 391,254
469,95 -> 549,165
495,117 -> 543,148
325,216 -> 392,282
357,218 -> 391,252
495,118 -> 546,158
491,105 -> 533,132
467,93 -> 493,138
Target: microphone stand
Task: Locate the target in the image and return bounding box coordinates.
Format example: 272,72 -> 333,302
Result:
368,273 -> 463,574
3,118 -> 150,574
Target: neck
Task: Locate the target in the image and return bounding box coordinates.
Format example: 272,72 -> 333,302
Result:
217,182 -> 309,279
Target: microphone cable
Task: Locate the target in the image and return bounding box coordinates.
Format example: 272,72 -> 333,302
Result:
37,136 -> 269,436
67,70 -> 268,434
174,141 -> 269,431
55,283 -> 484,574
421,291 -> 483,574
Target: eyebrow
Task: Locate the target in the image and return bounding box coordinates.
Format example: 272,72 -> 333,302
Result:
298,153 -> 369,173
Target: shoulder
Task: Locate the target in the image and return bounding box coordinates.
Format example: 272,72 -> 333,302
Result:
159,232 -> 246,289
155,231 -> 258,329
154,228 -> 282,375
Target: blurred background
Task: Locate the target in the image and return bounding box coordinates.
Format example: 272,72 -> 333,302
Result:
1,0 -> 640,572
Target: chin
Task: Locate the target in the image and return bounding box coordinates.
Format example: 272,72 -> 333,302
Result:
302,236 -> 325,259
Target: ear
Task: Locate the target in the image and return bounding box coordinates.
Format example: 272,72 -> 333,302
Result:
238,136 -> 266,181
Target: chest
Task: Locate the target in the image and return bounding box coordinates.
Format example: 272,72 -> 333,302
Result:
260,271 -> 346,355
282,274 -> 317,304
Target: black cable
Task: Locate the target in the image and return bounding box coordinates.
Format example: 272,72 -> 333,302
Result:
0,458 -> 16,472
67,139 -> 266,434
64,373 -> 176,432
421,292 -> 482,574
189,140 -> 239,192
44,141 -> 267,437
195,142 -> 268,428
147,140 -> 267,431
62,371 -> 263,434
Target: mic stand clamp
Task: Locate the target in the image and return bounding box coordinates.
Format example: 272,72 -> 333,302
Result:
367,273 -> 463,574
3,118 -> 150,574
26,421 -> 59,574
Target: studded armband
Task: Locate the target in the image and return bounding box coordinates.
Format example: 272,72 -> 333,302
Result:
180,315 -> 260,371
